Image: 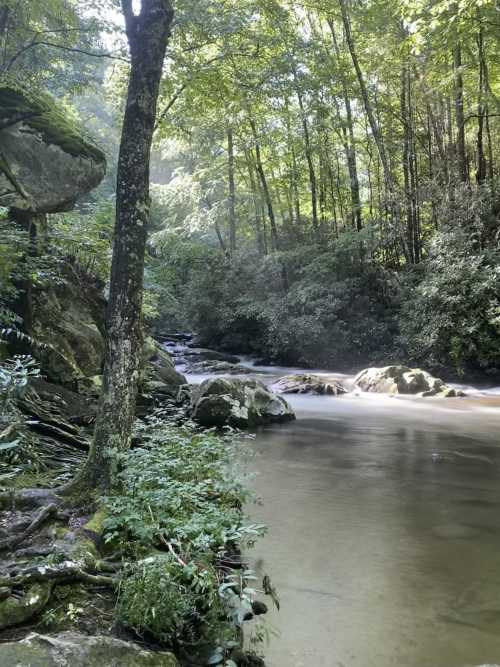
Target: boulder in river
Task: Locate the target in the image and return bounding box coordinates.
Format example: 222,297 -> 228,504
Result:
354,365 -> 466,397
191,377 -> 295,428
0,85 -> 106,213
0,632 -> 178,666
272,374 -> 347,396
187,360 -> 253,375
183,348 -> 241,364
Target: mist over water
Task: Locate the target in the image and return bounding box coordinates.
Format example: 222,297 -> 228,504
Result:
183,354 -> 500,667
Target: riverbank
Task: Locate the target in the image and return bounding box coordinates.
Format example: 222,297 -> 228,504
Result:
0,398 -> 270,666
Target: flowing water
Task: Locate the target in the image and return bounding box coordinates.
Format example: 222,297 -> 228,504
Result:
177,347 -> 500,667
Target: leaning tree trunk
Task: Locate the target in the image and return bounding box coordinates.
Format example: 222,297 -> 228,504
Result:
73,0 -> 173,493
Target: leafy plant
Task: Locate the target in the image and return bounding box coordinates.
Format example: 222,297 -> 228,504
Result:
0,355 -> 41,472
105,416 -> 267,649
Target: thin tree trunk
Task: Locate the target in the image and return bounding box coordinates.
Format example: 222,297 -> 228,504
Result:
248,116 -> 280,251
453,43 -> 467,182
227,126 -> 236,253
295,84 -> 319,240
476,23 -> 487,184
328,17 -> 362,231
73,0 -> 173,493
337,0 -> 394,197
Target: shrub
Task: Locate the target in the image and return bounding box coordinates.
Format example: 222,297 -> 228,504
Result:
399,225 -> 500,374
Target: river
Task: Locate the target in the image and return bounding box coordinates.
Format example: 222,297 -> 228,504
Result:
178,349 -> 500,667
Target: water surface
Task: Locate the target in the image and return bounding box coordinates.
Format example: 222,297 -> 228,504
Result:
183,354 -> 500,667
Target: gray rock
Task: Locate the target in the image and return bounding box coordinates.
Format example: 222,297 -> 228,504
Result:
0,86 -> 106,213
272,374 -> 347,396
32,276 -> 106,383
184,348 -> 240,364
187,360 -> 253,375
191,377 -> 295,428
353,365 -> 466,397
143,338 -> 186,387
0,632 -> 178,666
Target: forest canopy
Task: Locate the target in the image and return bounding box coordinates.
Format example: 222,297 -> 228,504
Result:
1,0 -> 500,376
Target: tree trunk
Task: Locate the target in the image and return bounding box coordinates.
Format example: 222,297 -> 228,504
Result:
248,116 -> 279,251
337,0 -> 393,197
227,126 -> 236,254
73,0 -> 173,493
295,85 -> 319,240
453,43 -> 467,183
327,17 -> 362,231
476,23 -> 487,184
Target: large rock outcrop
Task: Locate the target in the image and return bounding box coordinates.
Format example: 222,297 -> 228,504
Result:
191,377 -> 295,428
272,374 -> 347,396
354,366 -> 465,397
0,85 -> 106,213
0,632 -> 178,666
30,268 -> 107,385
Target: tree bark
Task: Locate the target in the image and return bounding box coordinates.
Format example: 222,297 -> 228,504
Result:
73,0 -> 173,493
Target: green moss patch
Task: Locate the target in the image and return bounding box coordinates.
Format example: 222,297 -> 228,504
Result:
0,83 -> 105,163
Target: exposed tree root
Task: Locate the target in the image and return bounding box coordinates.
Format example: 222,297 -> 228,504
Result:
0,561 -> 116,589
0,503 -> 57,552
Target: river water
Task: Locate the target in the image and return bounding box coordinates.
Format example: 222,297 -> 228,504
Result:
181,353 -> 500,667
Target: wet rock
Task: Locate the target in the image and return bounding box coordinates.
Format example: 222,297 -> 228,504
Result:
187,360 -> 254,375
0,85 -> 106,213
191,378 -> 295,428
143,338 -> 186,387
251,600 -> 268,615
0,632 -> 178,666
184,348 -> 241,364
272,374 -> 347,396
353,365 -> 466,397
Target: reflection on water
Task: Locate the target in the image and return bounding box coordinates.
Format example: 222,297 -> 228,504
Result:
181,353 -> 500,667
243,379 -> 500,667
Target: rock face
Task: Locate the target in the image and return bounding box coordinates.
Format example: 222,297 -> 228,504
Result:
31,270 -> 107,384
191,378 -> 295,427
0,85 -> 106,213
272,374 -> 347,396
0,632 -> 178,666
354,366 -> 466,397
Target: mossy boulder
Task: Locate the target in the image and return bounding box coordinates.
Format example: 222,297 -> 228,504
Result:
142,337 -> 187,388
354,365 -> 466,397
0,84 -> 106,213
191,377 -> 295,428
0,632 -> 178,666
0,583 -> 52,630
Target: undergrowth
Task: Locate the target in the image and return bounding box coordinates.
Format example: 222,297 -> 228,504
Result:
103,414 -> 269,660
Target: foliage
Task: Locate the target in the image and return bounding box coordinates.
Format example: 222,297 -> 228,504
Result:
0,355 -> 41,474
175,230 -> 397,368
106,415 -> 265,648
117,554 -> 225,646
400,193 -> 500,374
104,417 -> 261,556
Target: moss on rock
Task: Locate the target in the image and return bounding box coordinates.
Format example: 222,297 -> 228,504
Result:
0,83 -> 105,163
